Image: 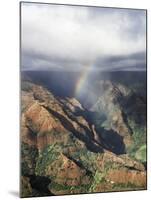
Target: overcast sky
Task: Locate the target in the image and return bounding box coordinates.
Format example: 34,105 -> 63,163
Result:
21,3 -> 146,71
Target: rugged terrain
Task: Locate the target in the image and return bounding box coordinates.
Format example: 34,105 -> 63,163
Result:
21,71 -> 147,197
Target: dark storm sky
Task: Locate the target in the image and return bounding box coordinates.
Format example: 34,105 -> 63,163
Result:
21,3 -> 146,71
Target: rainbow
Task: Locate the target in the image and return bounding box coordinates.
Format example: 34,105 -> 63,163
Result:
75,66 -> 92,97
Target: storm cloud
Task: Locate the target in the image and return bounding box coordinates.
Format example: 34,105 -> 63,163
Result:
21,2 -> 146,71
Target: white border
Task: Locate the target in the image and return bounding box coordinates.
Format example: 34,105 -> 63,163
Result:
0,0 -> 150,199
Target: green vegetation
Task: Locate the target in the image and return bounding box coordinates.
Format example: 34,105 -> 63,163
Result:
21,143 -> 38,175
112,182 -> 144,191
135,144 -> 147,163
127,118 -> 146,163
35,144 -> 60,176
71,148 -> 102,172
89,170 -> 106,193
49,182 -> 91,194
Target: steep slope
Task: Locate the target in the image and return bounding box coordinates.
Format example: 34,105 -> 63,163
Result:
21,80 -> 146,197
91,80 -> 133,147
91,80 -> 146,156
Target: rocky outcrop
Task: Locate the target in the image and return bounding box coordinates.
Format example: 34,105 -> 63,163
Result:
106,169 -> 146,187
45,153 -> 91,186
21,81 -> 103,152
100,151 -> 145,171
92,80 -> 133,149
21,80 -> 146,197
